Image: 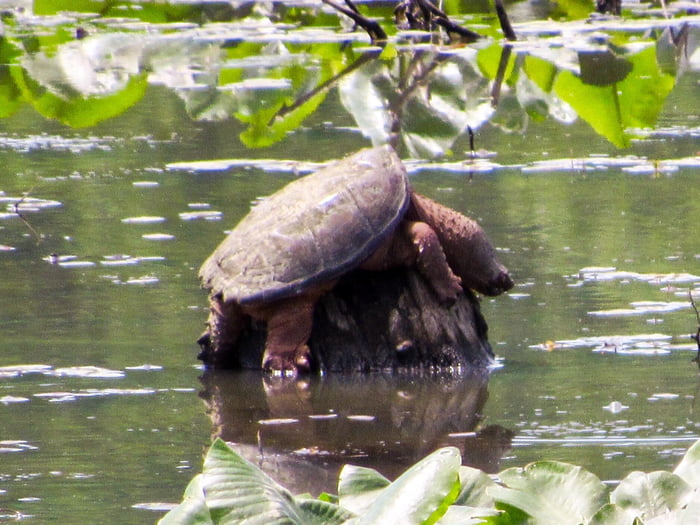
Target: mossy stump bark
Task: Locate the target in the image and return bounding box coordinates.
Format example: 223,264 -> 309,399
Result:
198,267 -> 494,373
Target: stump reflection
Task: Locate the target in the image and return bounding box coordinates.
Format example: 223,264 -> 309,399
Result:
199,369 -> 513,495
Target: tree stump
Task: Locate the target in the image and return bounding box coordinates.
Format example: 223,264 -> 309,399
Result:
198,267 -> 494,372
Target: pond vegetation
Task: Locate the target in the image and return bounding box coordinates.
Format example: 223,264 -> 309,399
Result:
161,437 -> 700,524
0,0 -> 698,523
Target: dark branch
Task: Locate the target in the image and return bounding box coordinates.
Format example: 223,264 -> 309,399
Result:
321,0 -> 387,43
690,291 -> 700,364
493,0 -> 516,41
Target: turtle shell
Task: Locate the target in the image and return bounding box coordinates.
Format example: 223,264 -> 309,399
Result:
199,145 -> 410,306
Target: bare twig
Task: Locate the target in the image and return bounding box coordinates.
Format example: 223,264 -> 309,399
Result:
690,290 -> 700,363
13,189 -> 42,244
269,51 -> 379,124
416,0 -> 481,42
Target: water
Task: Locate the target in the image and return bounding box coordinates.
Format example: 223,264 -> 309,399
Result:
1,2 -> 699,522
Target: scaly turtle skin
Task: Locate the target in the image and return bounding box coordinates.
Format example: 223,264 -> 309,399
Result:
199,145 -> 513,375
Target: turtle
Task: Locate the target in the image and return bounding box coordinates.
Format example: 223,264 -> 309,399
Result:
198,145 -> 513,375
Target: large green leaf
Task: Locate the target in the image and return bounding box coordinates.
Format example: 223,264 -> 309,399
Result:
33,0 -> 108,15
522,56 -> 557,93
338,464 -> 391,515
201,438 -> 312,524
554,45 -> 674,148
158,474 -> 214,525
436,505 -> 501,524
297,498 -> 356,524
454,466 -> 497,507
351,447 -> 462,525
554,71 -> 628,147
158,440 -> 354,525
588,503 -> 639,525
34,0 -> 197,22
0,66 -> 23,119
11,67 -> 148,128
490,460 -> 609,525
674,438 -> 700,490
611,471 -> 693,520
238,49 -> 347,148
616,47 -> 675,131
553,0 -> 594,19
476,44 -> 516,83
238,89 -> 327,148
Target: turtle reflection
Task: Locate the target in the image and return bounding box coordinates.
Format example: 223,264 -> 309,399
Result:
199,370 -> 513,496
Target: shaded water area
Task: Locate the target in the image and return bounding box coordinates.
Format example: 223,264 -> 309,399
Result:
1,1 -> 700,522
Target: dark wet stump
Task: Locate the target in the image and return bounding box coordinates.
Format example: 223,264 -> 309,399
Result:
198,267 -> 494,372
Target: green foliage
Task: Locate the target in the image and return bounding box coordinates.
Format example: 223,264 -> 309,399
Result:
553,46 -> 674,148
0,0 -> 690,149
550,0 -> 594,20
161,438 -> 700,525
34,0 -> 198,23
10,67 -> 148,128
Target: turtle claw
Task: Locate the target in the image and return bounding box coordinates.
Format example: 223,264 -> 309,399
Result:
262,345 -> 312,377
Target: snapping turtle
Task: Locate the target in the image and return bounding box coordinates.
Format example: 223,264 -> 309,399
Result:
199,145 -> 513,374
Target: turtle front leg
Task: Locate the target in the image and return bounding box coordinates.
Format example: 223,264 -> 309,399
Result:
409,193 -> 514,296
363,221 -> 463,305
402,221 -> 464,305
261,297 -> 315,376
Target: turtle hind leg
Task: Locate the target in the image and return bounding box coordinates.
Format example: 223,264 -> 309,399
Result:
261,297 -> 315,376
198,294 -> 245,368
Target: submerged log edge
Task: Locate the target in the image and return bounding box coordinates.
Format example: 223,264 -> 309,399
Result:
198,267 -> 494,373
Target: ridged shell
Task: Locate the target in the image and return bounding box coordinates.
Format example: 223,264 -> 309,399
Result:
199,145 -> 409,305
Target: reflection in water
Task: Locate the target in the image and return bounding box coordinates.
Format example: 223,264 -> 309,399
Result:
199,369 -> 513,494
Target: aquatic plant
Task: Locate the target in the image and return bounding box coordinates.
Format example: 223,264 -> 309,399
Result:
160,437 -> 700,524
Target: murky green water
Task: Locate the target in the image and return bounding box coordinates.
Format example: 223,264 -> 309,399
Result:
0,2 -> 699,523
